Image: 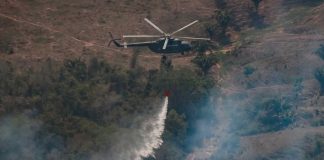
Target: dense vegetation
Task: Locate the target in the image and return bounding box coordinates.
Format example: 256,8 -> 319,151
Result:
0,58 -> 215,160
229,97 -> 296,136
315,44 -> 324,60
315,66 -> 324,95
1,0 -> 324,159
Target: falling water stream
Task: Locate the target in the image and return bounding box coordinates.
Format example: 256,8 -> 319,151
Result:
91,97 -> 169,160
136,97 -> 169,160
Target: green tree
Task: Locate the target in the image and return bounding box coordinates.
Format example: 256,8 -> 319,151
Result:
192,41 -> 213,54
315,67 -> 324,95
215,0 -> 226,9
165,109 -> 187,145
249,0 -> 266,28
243,65 -> 256,77
215,10 -> 231,29
0,58 -> 216,159
205,10 -> 231,44
63,59 -> 88,81
0,39 -> 14,54
192,53 -> 219,75
315,44 -> 324,60
256,98 -> 295,132
251,0 -> 263,11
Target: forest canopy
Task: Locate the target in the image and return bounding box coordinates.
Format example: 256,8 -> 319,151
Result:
0,58 -> 215,160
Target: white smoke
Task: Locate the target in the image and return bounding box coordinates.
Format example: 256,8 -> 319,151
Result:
0,113 -> 64,160
0,114 -> 42,160
187,96 -> 237,160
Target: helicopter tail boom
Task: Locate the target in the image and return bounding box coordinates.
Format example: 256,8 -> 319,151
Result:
108,32 -> 124,47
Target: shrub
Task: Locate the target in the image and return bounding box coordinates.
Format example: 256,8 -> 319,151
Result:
63,59 -> 88,81
165,109 -> 187,145
283,0 -> 324,7
0,39 -> 14,54
256,98 -> 295,132
314,67 -> 324,95
246,80 -> 257,89
215,0 -> 226,9
215,10 -> 231,29
251,0 -> 263,11
293,78 -> 304,98
249,11 -> 266,28
192,41 -> 211,53
239,97 -> 296,135
243,65 -> 256,77
191,53 -> 219,75
315,44 -> 324,60
205,10 -> 231,44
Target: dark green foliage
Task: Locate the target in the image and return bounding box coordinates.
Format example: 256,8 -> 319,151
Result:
256,99 -> 294,130
245,80 -> 257,89
163,109 -> 188,151
236,97 -> 296,135
315,44 -> 324,60
63,59 -> 88,81
215,10 -> 231,29
293,78 -> 304,100
313,140 -> 322,157
283,0 -> 324,7
303,136 -> 324,159
205,10 -> 231,44
192,53 -> 219,75
164,69 -> 214,119
243,65 -> 256,77
249,10 -> 266,28
192,41 -> 219,54
248,0 -> 266,28
192,41 -> 211,53
251,0 -> 263,10
0,58 -> 214,159
215,0 -> 226,9
314,67 -> 324,95
0,39 -> 14,54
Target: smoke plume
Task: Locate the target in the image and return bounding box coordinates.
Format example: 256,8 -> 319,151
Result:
0,113 -> 64,160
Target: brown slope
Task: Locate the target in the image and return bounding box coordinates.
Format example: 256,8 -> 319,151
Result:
0,0 -> 215,69
189,1 -> 324,159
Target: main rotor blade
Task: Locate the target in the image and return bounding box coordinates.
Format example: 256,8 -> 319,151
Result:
170,20 -> 199,36
175,36 -> 211,40
144,18 -> 166,35
123,35 -> 161,38
162,38 -> 169,50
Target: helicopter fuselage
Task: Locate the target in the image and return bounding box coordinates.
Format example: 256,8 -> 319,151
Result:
148,39 -> 191,54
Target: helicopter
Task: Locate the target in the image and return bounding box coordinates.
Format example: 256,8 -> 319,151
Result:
108,18 -> 210,55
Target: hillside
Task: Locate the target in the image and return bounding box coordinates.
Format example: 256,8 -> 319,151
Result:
0,0 -> 215,69
1,0 -> 324,160
189,0 -> 324,160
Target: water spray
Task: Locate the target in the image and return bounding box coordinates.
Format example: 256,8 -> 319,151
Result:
136,96 -> 169,159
